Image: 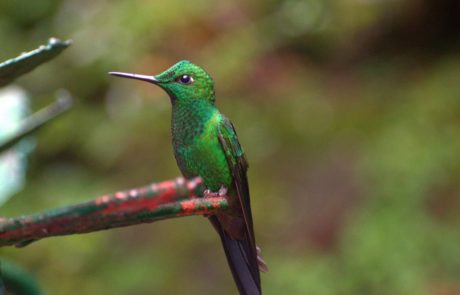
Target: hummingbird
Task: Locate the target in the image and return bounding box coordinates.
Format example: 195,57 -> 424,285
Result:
109,60 -> 267,295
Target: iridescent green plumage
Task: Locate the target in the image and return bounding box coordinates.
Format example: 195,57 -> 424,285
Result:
110,61 -> 264,295
171,96 -> 233,192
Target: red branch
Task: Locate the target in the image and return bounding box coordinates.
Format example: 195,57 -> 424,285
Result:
0,177 -> 229,248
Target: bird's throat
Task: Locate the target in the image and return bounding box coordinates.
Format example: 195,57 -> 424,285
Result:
171,100 -> 216,148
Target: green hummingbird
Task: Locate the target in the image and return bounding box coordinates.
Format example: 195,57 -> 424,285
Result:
109,60 -> 267,295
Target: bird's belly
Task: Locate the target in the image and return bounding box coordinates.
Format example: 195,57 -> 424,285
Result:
174,136 -> 232,192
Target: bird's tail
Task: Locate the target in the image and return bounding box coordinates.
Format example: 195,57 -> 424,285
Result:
209,216 -> 265,295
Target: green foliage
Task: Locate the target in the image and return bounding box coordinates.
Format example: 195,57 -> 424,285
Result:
0,36 -> 71,295
1,259 -> 43,295
0,38 -> 71,87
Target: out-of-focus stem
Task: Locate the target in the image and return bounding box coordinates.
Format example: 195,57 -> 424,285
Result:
0,92 -> 73,154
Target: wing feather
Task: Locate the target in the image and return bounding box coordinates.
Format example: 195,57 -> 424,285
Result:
217,116 -> 260,283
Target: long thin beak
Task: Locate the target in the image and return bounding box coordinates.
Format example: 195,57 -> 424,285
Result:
109,71 -> 159,84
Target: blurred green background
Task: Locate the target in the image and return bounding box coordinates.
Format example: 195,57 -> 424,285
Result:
1,0 -> 460,294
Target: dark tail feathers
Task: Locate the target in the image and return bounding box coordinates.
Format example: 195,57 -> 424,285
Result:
210,216 -> 261,295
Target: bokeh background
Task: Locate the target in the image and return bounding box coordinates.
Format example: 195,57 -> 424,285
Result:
1,0 -> 460,294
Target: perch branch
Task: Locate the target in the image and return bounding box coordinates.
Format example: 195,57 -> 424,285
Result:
0,177 -> 228,248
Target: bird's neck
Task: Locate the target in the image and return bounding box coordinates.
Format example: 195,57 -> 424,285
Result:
171,99 -> 217,147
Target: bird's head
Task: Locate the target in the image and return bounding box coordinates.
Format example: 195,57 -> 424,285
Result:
110,60 -> 215,104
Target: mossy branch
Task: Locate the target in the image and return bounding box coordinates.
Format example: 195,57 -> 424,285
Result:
0,177 -> 228,248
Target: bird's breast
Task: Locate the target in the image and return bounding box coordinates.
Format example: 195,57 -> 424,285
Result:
172,112 -> 232,191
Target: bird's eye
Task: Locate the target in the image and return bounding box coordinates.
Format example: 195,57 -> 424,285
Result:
176,74 -> 194,85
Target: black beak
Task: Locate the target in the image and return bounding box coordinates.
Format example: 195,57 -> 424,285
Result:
109,72 -> 159,84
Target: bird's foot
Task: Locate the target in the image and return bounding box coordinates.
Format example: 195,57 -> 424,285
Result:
203,187 -> 227,217
203,186 -> 228,198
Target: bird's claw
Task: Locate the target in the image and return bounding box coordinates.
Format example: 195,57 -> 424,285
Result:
202,187 -> 227,218
218,186 -> 228,196
203,186 -> 228,198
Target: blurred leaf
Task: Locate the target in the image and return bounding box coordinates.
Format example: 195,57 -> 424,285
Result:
0,38 -> 71,87
1,259 -> 44,295
0,86 -> 31,206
